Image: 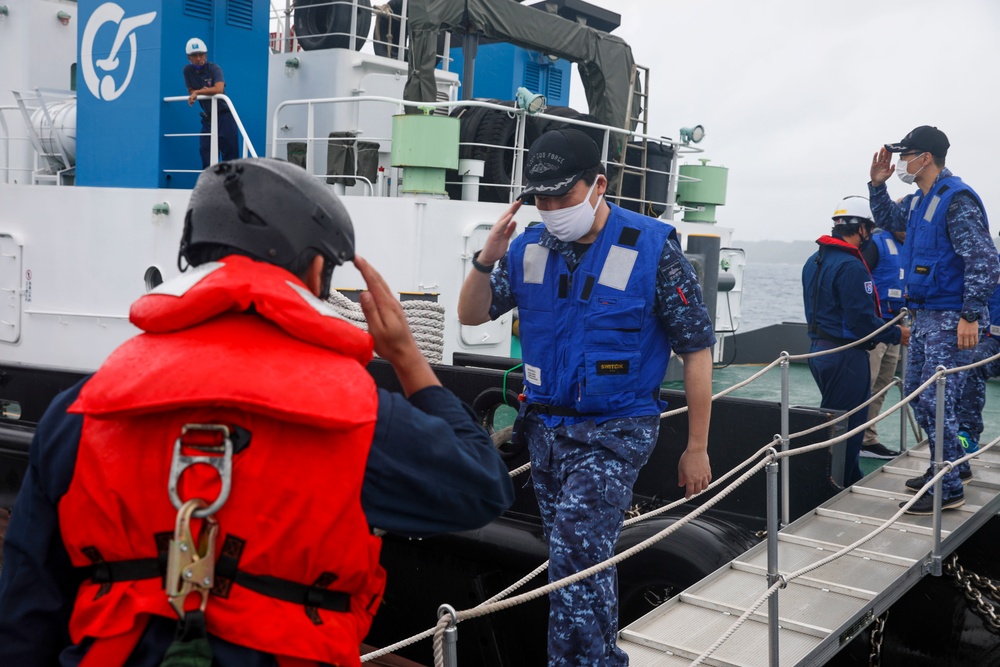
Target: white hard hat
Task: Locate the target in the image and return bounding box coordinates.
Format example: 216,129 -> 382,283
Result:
831,195 -> 873,224
186,37 -> 208,55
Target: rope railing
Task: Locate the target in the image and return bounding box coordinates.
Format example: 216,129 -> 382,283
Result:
689,433 -> 1000,666
661,311 -> 907,419
362,310 -> 1000,665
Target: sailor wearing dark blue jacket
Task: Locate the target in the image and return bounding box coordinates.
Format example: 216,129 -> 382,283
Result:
458,129 -> 715,667
870,125 -> 1000,514
859,221 -> 907,459
803,199 -> 909,486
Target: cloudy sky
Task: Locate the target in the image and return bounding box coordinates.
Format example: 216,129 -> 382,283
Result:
568,0 -> 1000,242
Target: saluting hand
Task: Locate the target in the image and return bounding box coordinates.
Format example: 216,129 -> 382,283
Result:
479,200 -> 522,264
354,255 -> 440,395
870,148 -> 894,188
355,255 -> 418,364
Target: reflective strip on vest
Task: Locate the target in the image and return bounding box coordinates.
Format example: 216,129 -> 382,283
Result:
924,195 -> 941,222
597,245 -> 639,291
885,238 -> 899,255
523,244 -> 550,284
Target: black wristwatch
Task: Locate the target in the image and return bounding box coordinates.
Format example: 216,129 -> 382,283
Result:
961,310 -> 980,323
471,250 -> 495,274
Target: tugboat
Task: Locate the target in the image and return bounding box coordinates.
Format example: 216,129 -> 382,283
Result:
1,1 -> 998,665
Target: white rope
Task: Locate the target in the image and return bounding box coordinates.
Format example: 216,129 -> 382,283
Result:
689,436 -> 1000,666
786,310 -> 907,362
327,290 -> 447,364
363,311 -> 1000,664
327,290 -> 369,330
401,300 -> 445,364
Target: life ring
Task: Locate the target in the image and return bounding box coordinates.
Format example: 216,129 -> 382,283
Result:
294,0 -> 372,51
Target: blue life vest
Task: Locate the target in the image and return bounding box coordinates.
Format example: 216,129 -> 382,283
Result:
508,204 -> 674,420
869,230 -> 905,318
899,176 -> 988,310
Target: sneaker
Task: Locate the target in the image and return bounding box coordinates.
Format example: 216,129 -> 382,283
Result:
905,469 -> 972,492
901,490 -> 965,515
860,442 -> 898,459
958,430 -> 980,455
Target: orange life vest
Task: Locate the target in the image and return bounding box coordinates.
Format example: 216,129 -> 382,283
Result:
59,256 -> 382,667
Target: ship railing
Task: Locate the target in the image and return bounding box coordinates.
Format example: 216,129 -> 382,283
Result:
270,95 -> 703,217
269,0 -> 454,68
362,309 -> 1000,667
161,94 -> 258,175
0,106 -> 34,185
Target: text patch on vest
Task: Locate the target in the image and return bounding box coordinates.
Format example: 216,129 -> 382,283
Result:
596,360 -> 630,375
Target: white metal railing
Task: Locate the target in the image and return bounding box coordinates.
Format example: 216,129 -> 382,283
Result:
0,106 -> 34,185
161,94 -> 258,174
271,95 -> 704,216
269,0 -> 411,64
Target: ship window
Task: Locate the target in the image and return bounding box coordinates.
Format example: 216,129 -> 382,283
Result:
227,0 -> 254,29
184,0 -> 212,21
144,267 -> 163,292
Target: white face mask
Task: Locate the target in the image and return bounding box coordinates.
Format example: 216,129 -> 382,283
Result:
896,153 -> 925,185
539,179 -> 602,242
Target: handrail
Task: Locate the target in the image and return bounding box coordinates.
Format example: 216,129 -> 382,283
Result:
271,95 -> 701,210
161,94 -> 258,167
361,308 -> 1000,665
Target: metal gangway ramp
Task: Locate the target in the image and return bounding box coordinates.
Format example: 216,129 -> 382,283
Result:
619,441 -> 1000,666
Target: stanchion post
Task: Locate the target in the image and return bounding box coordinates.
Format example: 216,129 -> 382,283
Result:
437,604 -> 459,667
899,311 -> 910,452
931,367 -> 946,576
780,352 -> 790,527
766,451 -> 781,666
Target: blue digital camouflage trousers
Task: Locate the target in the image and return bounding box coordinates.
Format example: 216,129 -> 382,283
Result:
907,312 -> 973,496
956,335 -> 1000,441
523,413 -> 658,667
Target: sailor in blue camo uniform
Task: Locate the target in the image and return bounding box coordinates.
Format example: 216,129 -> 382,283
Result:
870,126 -> 1000,514
954,266 -> 1000,451
458,129 -> 715,666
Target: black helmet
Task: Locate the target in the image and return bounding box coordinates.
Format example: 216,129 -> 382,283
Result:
179,158 -> 355,294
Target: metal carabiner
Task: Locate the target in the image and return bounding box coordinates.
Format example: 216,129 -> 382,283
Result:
165,498 -> 219,619
168,423 -> 233,518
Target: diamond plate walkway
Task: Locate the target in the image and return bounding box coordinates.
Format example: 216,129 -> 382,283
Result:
619,442 -> 1000,667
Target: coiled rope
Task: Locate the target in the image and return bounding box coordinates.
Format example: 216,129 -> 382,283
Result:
327,290 -> 446,364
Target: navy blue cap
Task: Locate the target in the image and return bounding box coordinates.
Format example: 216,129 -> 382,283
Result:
884,125 -> 949,158
518,129 -> 601,199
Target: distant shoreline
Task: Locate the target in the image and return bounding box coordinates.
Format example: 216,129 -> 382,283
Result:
729,239 -> 816,265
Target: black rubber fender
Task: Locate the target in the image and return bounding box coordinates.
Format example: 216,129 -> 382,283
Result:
535,105 -> 606,151
615,513 -> 759,625
294,0 -> 372,51
469,105 -> 542,203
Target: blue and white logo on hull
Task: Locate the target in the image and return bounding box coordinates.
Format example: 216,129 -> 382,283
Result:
81,3 -> 157,101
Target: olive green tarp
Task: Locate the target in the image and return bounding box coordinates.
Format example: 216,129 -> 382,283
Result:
403,0 -> 636,135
